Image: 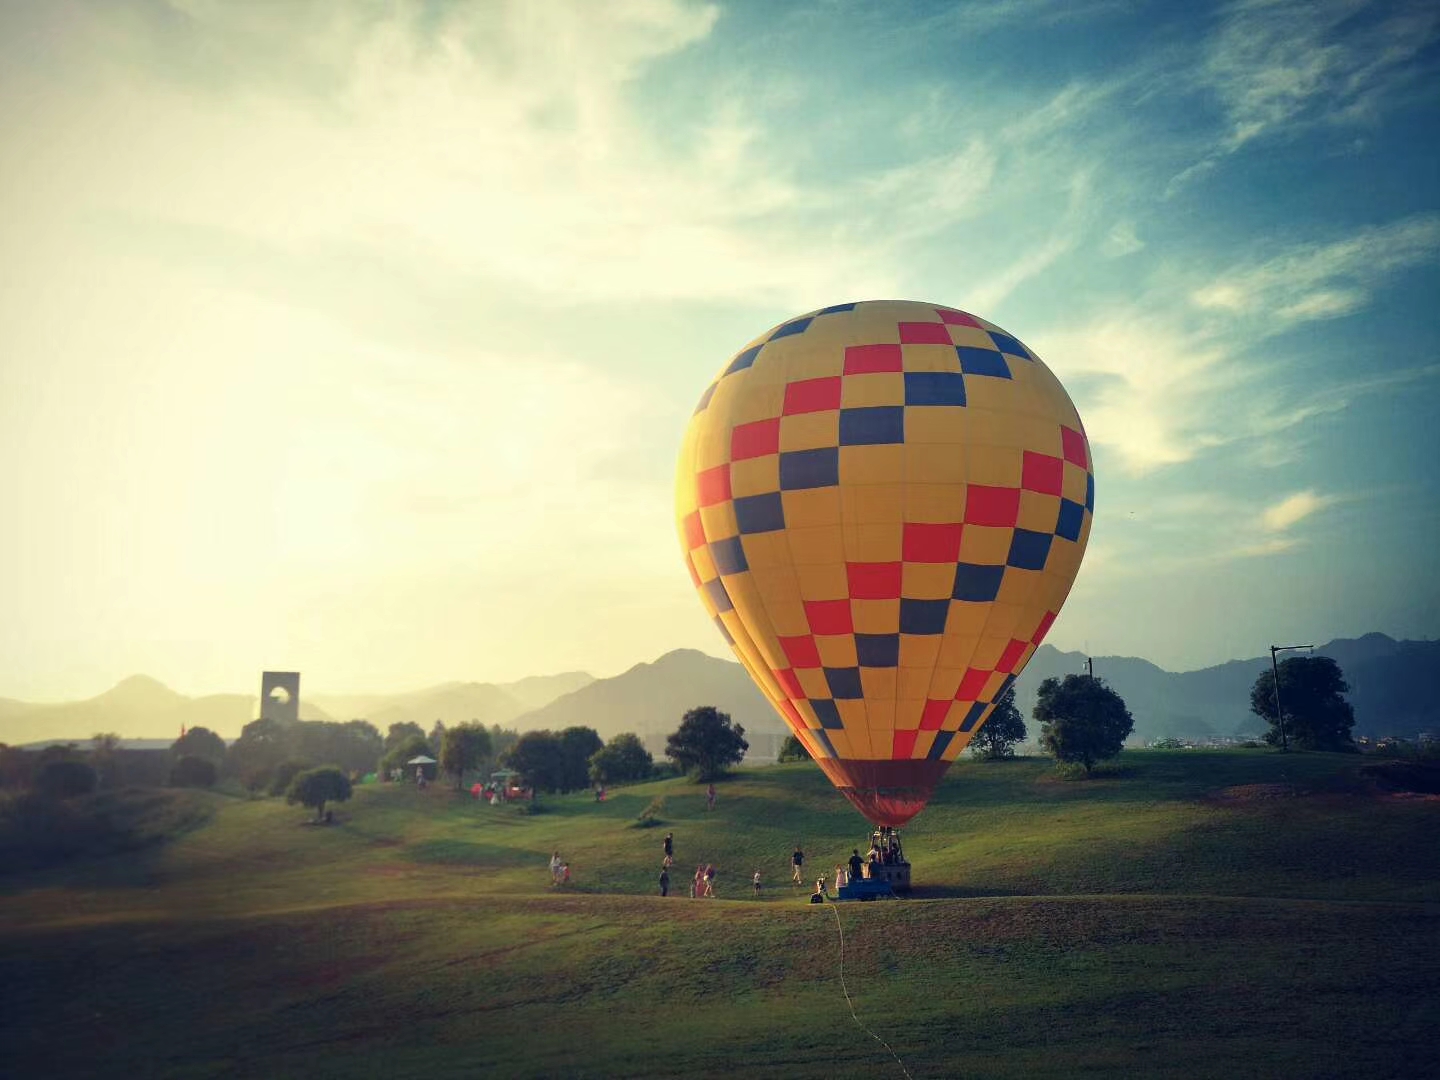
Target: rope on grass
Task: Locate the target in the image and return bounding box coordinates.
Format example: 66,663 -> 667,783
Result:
830,899 -> 915,1080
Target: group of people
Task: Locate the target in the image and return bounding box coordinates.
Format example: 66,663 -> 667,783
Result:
656,830 -> 733,898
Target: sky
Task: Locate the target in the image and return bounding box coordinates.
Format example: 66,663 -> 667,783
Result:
1,0 -> 1437,701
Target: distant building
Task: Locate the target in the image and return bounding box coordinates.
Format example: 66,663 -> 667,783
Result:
260,671 -> 300,723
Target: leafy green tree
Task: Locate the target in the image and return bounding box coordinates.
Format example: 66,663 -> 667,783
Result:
428,721 -> 446,756
588,733 -> 654,785
1035,675 -> 1134,774
1250,656 -> 1357,752
385,721 -> 426,753
504,731 -> 566,793
286,766 -> 352,821
0,743 -> 32,790
489,724 -> 520,761
380,734 -> 432,776
559,726 -> 604,792
170,755 -> 217,788
227,717 -> 288,791
90,732 -> 125,788
970,687 -> 1027,760
268,759 -> 314,797
35,759 -> 98,800
666,706 -> 749,782
172,726 -> 227,765
776,734 -> 811,762
441,723 -> 494,790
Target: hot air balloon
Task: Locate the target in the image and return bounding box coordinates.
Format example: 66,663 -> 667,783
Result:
675,300 -> 1094,860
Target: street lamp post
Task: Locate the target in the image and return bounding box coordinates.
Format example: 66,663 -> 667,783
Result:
1269,644 -> 1315,753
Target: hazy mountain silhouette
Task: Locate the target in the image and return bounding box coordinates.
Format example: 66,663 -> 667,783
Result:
509,649 -> 788,755
3,633 -> 1433,747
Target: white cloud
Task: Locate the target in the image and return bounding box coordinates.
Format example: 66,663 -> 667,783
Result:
1190,214 -> 1440,328
1204,0 -> 1439,151
1102,220 -> 1145,257
1261,490 -> 1338,532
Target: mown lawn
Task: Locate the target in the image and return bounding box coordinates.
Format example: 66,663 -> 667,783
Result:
2,749 -> 1437,1079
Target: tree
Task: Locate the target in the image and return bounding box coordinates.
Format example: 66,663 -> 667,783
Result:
441,723 -> 494,790
428,721 -> 447,756
91,732 -> 125,789
504,731 -> 566,793
776,734 -> 811,762
970,687 -> 1027,760
380,734 -> 432,777
0,743 -> 32,790
559,726 -> 604,792
588,733 -> 654,785
385,721 -> 426,753
1250,656 -> 1357,752
666,706 -> 748,781
172,726 -> 227,765
35,759 -> 98,800
286,766 -> 352,821
1035,675 -> 1134,774
268,759 -> 314,797
227,717 -> 288,791
170,755 -> 217,789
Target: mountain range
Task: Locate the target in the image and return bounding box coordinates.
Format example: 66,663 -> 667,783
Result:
2,633 -> 1434,750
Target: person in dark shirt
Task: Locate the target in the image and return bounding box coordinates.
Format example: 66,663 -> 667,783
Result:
659,868 -> 670,897
848,849 -> 863,882
791,845 -> 805,886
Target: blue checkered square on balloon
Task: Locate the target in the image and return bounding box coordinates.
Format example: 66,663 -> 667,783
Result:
855,633 -> 900,667
1006,529 -> 1052,571
952,563 -> 1005,602
735,492 -> 786,535
900,599 -> 949,635
825,667 -> 864,699
1055,498 -> 1084,542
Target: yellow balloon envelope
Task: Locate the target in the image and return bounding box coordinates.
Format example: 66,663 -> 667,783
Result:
676,300 -> 1094,826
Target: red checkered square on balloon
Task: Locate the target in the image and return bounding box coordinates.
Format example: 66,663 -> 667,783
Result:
937,308 -> 982,327
682,511 -> 705,551
1021,451 -> 1064,496
783,377 -> 843,415
956,667 -> 991,701
997,638 -> 1029,673
920,699 -> 951,730
777,699 -> 804,727
846,561 -> 903,600
779,634 -> 823,669
965,485 -> 1021,527
697,465 -> 732,507
902,522 -> 964,562
899,322 -> 952,345
892,730 -> 918,759
774,668 -> 804,698
731,418 -> 780,462
1031,610 -> 1057,644
804,599 -> 854,635
1061,425 -> 1088,468
844,344 -> 904,374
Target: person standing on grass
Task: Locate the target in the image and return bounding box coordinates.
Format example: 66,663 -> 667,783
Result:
704,864 -> 716,898
664,831 -> 674,863
752,869 -> 762,896
659,867 -> 670,897
550,851 -> 562,885
848,849 -> 863,883
706,783 -> 717,811
691,865 -> 702,898
791,844 -> 805,886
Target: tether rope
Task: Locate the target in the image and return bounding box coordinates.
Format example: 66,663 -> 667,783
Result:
830,898 -> 915,1080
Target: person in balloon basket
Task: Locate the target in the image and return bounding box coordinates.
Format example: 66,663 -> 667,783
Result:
791,844 -> 805,886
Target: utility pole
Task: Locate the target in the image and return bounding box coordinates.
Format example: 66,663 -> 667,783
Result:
1085,657 -> 1094,680
1269,644 -> 1315,753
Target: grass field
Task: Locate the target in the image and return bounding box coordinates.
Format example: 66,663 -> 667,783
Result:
2,749 -> 1437,1079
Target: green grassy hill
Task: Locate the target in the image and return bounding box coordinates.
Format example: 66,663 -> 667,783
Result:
2,750 -> 1437,1079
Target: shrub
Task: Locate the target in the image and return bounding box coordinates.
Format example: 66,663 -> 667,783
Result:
35,760 -> 98,800
169,755 -> 217,789
269,759 -> 313,797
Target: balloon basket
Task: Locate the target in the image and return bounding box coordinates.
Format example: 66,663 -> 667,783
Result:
832,826 -> 910,900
